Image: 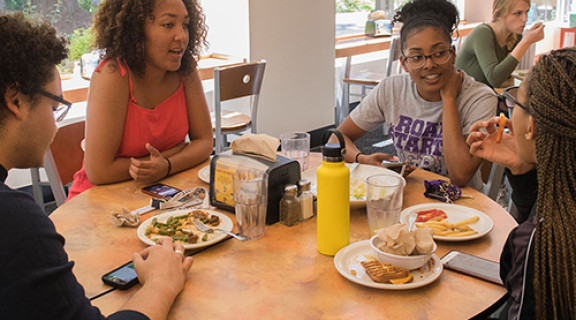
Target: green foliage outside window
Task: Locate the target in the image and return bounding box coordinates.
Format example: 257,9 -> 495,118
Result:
77,0 -> 99,13
4,0 -> 26,11
336,0 -> 375,13
68,27 -> 93,61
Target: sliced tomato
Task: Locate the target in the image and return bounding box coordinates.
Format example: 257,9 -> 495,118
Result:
415,209 -> 448,222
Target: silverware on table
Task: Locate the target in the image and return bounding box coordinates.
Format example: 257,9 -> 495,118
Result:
192,219 -> 249,242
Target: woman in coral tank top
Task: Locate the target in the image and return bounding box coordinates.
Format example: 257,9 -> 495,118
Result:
68,0 -> 213,199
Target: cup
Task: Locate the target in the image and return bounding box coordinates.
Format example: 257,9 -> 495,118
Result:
280,132 -> 310,171
233,169 -> 268,240
365,173 -> 404,237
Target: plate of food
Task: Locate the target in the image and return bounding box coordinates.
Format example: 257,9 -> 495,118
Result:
301,163 -> 404,209
400,203 -> 494,242
198,165 -> 210,184
334,240 -> 442,290
137,209 -> 233,249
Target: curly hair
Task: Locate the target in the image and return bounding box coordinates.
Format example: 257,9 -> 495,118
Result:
392,0 -> 459,55
492,0 -> 531,50
530,48 -> 576,320
0,13 -> 68,123
92,0 -> 208,76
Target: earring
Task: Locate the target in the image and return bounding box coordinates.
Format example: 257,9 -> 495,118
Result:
525,133 -> 530,139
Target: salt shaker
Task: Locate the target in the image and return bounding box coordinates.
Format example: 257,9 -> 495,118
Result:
298,179 -> 314,221
280,185 -> 301,226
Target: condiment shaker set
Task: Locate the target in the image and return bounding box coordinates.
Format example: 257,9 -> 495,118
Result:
279,179 -> 315,227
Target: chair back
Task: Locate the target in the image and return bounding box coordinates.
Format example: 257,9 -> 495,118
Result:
386,36 -> 403,77
213,60 -> 266,154
44,120 -> 85,206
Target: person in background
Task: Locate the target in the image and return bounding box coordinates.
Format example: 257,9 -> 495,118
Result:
455,0 -> 545,89
338,0 -> 497,190
0,13 -> 194,320
468,48 -> 576,319
67,0 -> 213,199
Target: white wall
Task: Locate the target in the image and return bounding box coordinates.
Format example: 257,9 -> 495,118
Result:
249,0 -> 336,137
200,0 -> 250,59
462,0 -> 492,23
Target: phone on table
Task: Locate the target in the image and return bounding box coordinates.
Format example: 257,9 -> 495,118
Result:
381,160 -> 406,173
441,251 -> 503,285
142,183 -> 181,199
101,261 -> 139,290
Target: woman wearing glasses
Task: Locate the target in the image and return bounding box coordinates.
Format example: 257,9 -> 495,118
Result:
469,48 -> 576,320
338,0 -> 496,190
67,0 -> 213,199
455,0 -> 545,88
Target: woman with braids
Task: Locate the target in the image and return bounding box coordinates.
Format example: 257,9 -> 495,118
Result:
67,0 -> 213,199
338,0 -> 496,190
468,48 -> 576,319
0,13 -> 193,319
455,0 -> 545,88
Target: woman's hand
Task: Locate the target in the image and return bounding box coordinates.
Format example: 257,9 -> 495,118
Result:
467,117 -> 533,175
440,69 -> 463,102
132,238 -> 194,298
358,153 -> 417,177
129,143 -> 170,184
522,22 -> 545,46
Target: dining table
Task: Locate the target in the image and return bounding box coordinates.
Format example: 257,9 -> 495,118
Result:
50,153 -> 517,319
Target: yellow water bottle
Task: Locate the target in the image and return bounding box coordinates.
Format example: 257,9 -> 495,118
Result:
317,129 -> 350,256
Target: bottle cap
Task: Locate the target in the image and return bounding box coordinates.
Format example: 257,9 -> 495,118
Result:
321,129 -> 347,161
284,184 -> 298,196
298,179 -> 311,191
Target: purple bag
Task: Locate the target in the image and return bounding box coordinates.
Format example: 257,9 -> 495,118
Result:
423,179 -> 462,203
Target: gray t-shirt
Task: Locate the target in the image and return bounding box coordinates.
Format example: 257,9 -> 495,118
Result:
350,72 -> 497,190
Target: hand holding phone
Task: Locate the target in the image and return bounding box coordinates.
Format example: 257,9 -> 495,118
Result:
102,261 -> 139,290
441,251 -> 503,285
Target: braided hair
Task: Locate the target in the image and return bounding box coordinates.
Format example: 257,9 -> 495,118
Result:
531,47 -> 576,320
392,0 -> 459,55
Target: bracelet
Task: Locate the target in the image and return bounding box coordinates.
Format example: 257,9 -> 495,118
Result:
355,152 -> 363,163
164,157 -> 172,179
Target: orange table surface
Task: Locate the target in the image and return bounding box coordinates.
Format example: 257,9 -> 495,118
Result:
50,153 -> 516,319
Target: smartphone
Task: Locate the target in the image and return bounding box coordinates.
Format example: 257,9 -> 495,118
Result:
101,261 -> 139,290
441,251 -> 503,285
142,183 -> 181,199
381,160 -> 406,173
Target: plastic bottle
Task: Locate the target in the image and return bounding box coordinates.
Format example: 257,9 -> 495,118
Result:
317,129 -> 350,256
298,179 -> 314,221
280,185 -> 300,227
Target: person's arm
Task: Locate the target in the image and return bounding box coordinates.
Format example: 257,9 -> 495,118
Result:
440,70 -> 484,187
509,23 -> 545,63
337,117 -> 398,165
127,67 -> 213,183
470,26 -> 519,88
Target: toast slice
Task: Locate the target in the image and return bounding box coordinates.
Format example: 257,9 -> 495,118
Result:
361,260 -> 411,284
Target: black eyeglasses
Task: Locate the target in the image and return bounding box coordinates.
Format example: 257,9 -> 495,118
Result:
502,86 -> 528,111
39,89 -> 72,122
402,48 -> 453,68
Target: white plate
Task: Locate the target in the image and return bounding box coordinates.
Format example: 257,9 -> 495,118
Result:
137,209 -> 233,249
302,163 -> 404,209
334,240 -> 442,290
198,165 -> 210,184
400,203 -> 494,242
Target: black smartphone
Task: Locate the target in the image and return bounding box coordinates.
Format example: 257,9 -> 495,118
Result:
142,183 -> 181,199
101,261 -> 139,290
441,251 -> 503,285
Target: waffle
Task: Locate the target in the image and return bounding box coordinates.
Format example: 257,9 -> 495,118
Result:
361,260 -> 412,284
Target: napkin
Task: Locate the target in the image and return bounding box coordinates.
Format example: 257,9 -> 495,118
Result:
110,208 -> 141,227
230,133 -> 280,162
377,224 -> 434,256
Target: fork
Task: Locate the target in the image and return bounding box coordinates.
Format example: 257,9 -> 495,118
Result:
192,219 -> 249,242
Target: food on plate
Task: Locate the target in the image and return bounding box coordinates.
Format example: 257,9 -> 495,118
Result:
361,260 -> 413,284
415,209 -> 448,222
376,223 -> 435,256
416,216 -> 479,237
144,210 -> 221,244
350,178 -> 366,200
496,113 -> 508,143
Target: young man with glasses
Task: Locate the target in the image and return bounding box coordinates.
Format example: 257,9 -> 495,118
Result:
338,0 -> 497,191
0,13 -> 193,320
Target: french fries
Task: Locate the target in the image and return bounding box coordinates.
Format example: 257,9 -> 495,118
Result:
416,216 -> 479,237
496,113 -> 508,143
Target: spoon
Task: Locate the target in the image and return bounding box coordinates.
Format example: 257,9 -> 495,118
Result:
408,212 -> 417,232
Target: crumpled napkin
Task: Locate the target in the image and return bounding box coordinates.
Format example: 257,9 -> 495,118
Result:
111,208 -> 141,227
230,133 -> 280,162
377,224 -> 434,256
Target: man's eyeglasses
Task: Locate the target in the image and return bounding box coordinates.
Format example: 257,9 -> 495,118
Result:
39,89 -> 72,122
502,86 -> 528,111
402,48 -> 453,69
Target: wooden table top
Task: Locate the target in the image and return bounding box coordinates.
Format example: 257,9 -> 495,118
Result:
50,153 -> 516,319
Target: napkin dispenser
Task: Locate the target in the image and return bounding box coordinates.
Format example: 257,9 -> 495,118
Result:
209,152 -> 301,224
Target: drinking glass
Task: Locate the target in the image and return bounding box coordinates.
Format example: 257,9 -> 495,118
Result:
233,169 -> 268,240
365,173 -> 404,237
280,132 -> 310,171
